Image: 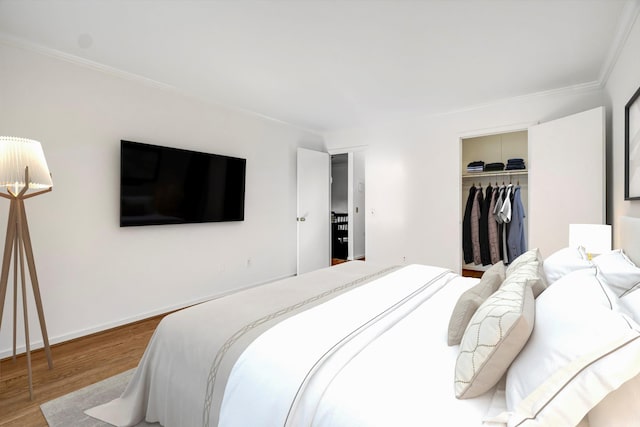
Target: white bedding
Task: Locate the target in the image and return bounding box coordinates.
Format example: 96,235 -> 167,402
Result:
87,262 -> 497,427
219,264 -> 496,427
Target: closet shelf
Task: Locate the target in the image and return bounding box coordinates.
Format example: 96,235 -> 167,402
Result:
462,170 -> 527,179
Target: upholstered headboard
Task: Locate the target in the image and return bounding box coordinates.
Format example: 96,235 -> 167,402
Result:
619,216 -> 640,265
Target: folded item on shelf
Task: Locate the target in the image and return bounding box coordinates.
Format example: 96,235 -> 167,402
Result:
484,162 -> 505,171
505,164 -> 526,170
505,158 -> 526,170
466,160 -> 485,173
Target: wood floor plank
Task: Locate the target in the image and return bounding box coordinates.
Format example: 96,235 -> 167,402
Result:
0,314 -> 165,427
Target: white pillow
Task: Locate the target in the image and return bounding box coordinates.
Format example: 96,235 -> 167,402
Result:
593,249 -> 640,297
543,246 -> 592,285
621,288 -> 640,323
504,270 -> 640,427
454,275 -> 534,399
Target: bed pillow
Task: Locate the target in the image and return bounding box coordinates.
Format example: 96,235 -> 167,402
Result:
543,246 -> 592,285
447,261 -> 506,346
504,269 -> 640,427
505,248 -> 548,297
454,273 -> 534,399
621,287 -> 640,323
505,248 -> 543,276
593,249 -> 640,297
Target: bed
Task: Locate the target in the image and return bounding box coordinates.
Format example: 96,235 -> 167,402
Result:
86,216 -> 640,427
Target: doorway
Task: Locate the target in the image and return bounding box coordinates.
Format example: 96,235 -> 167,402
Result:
331,154 -> 349,264
331,152 -> 366,264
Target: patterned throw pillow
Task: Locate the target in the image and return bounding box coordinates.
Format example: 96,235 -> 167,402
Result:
454,273 -> 535,399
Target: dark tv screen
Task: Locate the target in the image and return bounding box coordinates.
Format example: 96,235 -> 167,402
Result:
120,140 -> 246,227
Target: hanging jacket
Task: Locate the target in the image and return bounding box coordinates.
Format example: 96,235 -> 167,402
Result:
462,186 -> 477,264
479,184 -> 493,265
471,187 -> 483,265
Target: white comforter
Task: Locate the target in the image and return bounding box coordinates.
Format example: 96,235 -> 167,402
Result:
219,264 -> 496,427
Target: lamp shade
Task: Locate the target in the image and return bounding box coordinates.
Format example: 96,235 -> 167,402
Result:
569,224 -> 612,255
0,136 -> 53,193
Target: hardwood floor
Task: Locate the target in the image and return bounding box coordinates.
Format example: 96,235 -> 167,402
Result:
0,314 -> 166,427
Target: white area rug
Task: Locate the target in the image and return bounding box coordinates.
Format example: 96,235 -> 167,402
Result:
40,369 -> 159,427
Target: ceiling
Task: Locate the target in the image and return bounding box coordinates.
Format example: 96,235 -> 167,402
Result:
0,0 -> 638,133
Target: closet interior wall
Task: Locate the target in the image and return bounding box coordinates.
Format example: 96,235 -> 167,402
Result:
461,131 -> 528,274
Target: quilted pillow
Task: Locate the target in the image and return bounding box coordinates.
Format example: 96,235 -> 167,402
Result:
543,246 -> 592,285
454,273 -> 534,399
447,261 -> 506,346
593,249 -> 640,297
505,270 -> 640,427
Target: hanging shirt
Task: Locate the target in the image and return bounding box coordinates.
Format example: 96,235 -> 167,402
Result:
498,184 -> 513,224
493,186 -> 505,224
488,186 -> 501,264
507,186 -> 527,263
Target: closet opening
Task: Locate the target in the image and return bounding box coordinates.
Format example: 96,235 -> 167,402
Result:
461,130 -> 528,278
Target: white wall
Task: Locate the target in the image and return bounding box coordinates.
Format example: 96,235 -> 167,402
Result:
0,42 -> 324,357
325,88 -> 607,270
604,11 -> 640,244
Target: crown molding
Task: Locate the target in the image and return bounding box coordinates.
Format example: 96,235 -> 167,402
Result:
598,0 -> 640,86
0,32 -> 323,136
0,32 -> 178,93
430,79 -> 603,121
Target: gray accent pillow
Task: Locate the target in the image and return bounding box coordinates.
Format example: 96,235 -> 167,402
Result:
447,261 -> 505,346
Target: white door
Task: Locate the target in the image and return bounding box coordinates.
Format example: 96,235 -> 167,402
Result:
297,148 -> 331,274
528,106 -> 605,258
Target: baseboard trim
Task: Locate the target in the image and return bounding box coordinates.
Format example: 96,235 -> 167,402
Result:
0,272 -> 295,360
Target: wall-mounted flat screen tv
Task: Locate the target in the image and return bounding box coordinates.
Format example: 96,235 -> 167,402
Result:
120,140 -> 246,227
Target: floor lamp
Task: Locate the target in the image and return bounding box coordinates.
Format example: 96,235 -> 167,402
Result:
0,136 -> 53,400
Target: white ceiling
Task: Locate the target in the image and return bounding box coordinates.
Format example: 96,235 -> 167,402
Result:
0,0 -> 637,133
